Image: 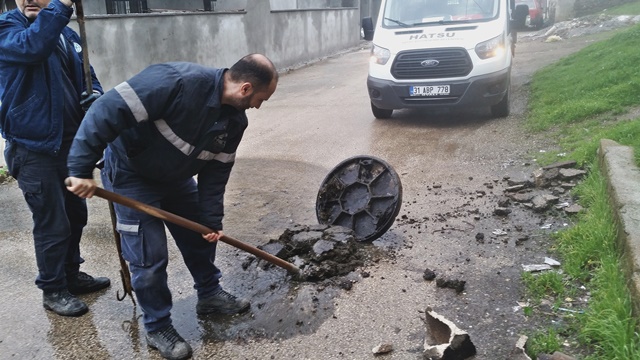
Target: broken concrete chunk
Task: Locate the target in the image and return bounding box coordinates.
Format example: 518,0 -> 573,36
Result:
506,178 -> 532,187
532,195 -> 551,212
435,278 -> 466,293
510,335 -> 532,360
423,307 -> 476,360
291,231 -> 323,247
505,184 -> 526,192
372,343 -> 393,355
544,257 -> 561,267
536,352 -> 577,360
558,168 -> 587,180
322,225 -> 354,243
494,207 -> 512,216
522,264 -> 552,272
312,239 -> 336,259
552,187 -> 566,195
258,242 -> 286,258
492,229 -> 508,236
564,204 -> 583,214
533,167 -> 560,188
542,160 -> 577,170
423,268 -> 437,281
509,192 -> 534,203
497,198 -> 511,207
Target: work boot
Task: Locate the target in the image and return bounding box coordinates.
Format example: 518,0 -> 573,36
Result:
146,324 -> 192,360
196,288 -> 250,315
67,271 -> 111,295
43,290 -> 88,317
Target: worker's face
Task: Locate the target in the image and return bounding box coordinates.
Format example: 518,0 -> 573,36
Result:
16,0 -> 50,20
234,80 -> 277,110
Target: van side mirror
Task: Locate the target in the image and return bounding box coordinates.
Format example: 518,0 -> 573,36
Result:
362,17 -> 374,41
509,0 -> 515,9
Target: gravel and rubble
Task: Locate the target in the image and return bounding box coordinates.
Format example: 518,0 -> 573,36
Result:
519,12 -> 640,42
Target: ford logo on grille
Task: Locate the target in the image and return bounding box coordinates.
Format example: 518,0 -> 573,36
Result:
420,59 -> 440,67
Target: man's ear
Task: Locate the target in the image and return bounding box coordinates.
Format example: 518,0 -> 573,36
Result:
240,82 -> 253,96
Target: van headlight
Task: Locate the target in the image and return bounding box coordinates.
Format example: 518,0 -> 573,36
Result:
475,35 -> 505,59
370,44 -> 391,65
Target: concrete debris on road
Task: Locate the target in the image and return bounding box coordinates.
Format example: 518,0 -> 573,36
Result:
536,351 -> 577,360
522,264 -> 553,272
544,257 -> 561,267
423,307 -> 476,360
510,335 -> 532,360
521,13 -> 640,43
435,278 -> 466,293
501,160 -> 586,216
243,224 -> 370,282
372,343 -> 393,355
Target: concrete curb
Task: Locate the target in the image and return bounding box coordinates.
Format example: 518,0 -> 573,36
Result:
598,139 -> 640,314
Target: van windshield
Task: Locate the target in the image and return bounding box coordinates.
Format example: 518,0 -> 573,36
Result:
382,0 -> 500,28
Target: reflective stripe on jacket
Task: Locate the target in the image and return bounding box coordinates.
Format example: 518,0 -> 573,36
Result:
68,62 -> 247,230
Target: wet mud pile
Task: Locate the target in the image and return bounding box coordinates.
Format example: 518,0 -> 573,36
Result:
242,224 -> 376,282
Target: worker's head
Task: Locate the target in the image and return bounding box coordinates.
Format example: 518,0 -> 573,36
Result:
16,0 -> 50,20
223,54 -> 278,111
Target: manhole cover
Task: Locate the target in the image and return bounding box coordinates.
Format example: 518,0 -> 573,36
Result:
315,156 -> 402,241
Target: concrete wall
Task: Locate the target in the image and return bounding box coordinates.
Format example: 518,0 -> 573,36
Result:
69,1 -> 360,90
270,0 -> 357,10
555,0 -> 576,22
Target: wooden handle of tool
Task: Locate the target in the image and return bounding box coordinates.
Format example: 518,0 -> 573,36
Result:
75,0 -> 93,94
90,187 -> 299,274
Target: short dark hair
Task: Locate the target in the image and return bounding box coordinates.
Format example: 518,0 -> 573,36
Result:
228,54 -> 278,91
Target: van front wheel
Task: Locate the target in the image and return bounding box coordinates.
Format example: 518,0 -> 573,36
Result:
371,102 -> 393,119
491,89 -> 510,118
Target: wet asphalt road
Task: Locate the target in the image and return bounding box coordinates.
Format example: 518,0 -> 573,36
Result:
0,29 -> 619,359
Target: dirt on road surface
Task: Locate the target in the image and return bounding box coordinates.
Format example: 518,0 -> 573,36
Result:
0,23 -> 632,360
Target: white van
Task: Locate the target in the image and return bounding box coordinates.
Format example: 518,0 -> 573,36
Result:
362,0 -> 517,119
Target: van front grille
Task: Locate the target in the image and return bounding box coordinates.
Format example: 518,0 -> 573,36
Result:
391,48 -> 472,79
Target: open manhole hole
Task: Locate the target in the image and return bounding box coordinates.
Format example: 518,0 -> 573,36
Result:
315,155 -> 403,242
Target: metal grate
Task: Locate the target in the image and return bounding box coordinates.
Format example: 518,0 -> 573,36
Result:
105,0 -> 148,14
203,0 -> 217,11
391,48 -> 473,79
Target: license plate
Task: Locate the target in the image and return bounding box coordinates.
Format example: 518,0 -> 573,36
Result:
410,85 -> 450,96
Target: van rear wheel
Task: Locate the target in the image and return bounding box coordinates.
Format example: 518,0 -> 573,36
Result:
371,102 -> 393,119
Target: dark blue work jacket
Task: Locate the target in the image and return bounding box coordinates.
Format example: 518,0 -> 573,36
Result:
0,0 -> 102,155
68,62 -> 248,230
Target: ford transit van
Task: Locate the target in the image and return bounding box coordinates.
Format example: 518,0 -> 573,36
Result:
363,0 -> 517,119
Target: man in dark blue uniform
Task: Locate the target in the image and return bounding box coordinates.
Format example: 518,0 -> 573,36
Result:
0,0 -> 110,318
66,53 -> 278,360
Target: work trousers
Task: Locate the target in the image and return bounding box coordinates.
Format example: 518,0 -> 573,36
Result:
4,142 -> 87,292
101,147 -> 222,333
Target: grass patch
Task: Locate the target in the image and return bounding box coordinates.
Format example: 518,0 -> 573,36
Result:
522,271 -> 565,303
605,1 -> 640,15
527,328 -> 563,356
526,24 -> 640,132
522,8 -> 640,359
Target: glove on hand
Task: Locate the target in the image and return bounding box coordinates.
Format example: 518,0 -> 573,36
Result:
80,91 -> 101,112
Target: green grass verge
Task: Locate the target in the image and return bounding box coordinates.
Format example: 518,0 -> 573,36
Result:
605,1 -> 640,15
526,24 -> 640,132
522,8 -> 640,359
